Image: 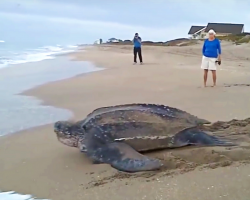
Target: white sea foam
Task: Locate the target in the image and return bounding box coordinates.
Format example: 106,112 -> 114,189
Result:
0,191 -> 49,200
0,44 -> 79,68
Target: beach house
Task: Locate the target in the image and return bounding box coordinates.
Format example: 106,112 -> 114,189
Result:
94,39 -> 101,44
107,38 -> 120,43
188,23 -> 245,39
188,26 -> 206,39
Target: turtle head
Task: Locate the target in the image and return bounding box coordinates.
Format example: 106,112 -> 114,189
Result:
54,120 -> 85,148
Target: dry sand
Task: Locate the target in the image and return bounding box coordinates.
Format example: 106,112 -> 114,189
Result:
1,42 -> 250,200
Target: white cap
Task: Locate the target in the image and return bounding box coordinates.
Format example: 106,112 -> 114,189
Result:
208,29 -> 216,35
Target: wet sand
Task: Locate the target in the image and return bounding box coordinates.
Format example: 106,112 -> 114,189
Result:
1,42 -> 250,200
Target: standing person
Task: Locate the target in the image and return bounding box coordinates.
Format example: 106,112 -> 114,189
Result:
133,33 -> 143,64
201,29 -> 221,87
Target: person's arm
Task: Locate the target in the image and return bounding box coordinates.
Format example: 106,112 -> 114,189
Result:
132,37 -> 134,44
217,39 -> 222,60
138,37 -> 142,43
202,40 -> 206,55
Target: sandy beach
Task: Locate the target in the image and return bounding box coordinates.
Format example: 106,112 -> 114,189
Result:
1,42 -> 250,200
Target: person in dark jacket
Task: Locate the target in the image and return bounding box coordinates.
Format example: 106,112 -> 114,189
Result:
133,33 -> 143,64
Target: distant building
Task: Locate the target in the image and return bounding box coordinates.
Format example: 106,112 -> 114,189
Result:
94,39 -> 101,44
188,26 -> 206,39
107,38 -> 119,43
93,38 -> 103,45
204,23 -> 244,37
188,23 -> 245,39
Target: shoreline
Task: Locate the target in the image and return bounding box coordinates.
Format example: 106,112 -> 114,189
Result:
0,55 -> 103,137
1,44 -> 250,200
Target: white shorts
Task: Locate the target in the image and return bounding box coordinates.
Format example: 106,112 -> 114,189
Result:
201,56 -> 217,70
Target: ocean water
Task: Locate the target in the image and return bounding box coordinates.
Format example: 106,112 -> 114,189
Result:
0,51 -> 103,199
0,9 -> 103,199
0,39 -> 79,68
0,39 -> 97,137
0,56 -> 103,136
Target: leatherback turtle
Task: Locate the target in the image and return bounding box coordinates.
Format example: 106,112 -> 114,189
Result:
54,103 -> 234,173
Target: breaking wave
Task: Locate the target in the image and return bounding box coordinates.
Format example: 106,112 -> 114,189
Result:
0,44 -> 78,68
0,191 -> 49,200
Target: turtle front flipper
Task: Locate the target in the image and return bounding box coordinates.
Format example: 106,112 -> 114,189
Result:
87,142 -> 163,173
174,128 -> 236,147
84,126 -> 163,172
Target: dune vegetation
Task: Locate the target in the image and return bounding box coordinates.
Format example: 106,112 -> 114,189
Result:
216,33 -> 250,44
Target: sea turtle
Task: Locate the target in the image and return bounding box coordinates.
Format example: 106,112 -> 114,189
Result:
54,103 -> 234,173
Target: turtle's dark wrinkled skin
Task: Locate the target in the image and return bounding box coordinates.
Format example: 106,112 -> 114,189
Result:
54,103 -> 235,173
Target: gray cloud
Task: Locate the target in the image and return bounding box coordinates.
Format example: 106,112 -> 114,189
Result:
0,0 -> 249,43
1,0 -> 249,27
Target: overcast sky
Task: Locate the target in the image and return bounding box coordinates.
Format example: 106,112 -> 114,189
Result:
0,0 -> 249,44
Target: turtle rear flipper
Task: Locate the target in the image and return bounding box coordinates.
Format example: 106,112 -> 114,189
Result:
88,142 -> 163,173
174,128 -> 236,147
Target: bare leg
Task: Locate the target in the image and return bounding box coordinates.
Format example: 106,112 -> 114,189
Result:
211,70 -> 216,87
203,69 -> 208,87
